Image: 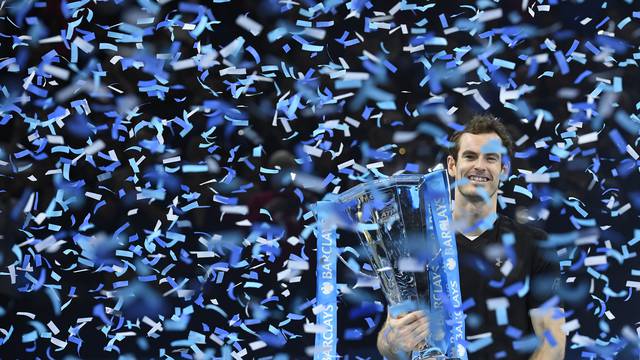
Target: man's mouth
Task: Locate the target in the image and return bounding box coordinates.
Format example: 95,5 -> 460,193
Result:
467,175 -> 490,183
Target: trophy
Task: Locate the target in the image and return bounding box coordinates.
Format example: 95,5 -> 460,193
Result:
316,169 -> 467,360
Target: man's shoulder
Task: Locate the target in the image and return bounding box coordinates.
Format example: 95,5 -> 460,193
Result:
497,214 -> 548,242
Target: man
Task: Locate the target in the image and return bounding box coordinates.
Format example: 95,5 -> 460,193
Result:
377,115 -> 565,359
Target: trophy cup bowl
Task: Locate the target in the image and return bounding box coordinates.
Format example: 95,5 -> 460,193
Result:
334,171 -> 464,360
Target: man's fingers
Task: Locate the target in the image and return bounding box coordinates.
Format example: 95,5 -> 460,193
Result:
383,310 -> 432,353
392,311 -> 427,326
414,326 -> 429,343
396,317 -> 428,350
397,318 -> 428,340
412,319 -> 428,334
394,312 -> 407,319
408,333 -> 427,351
394,315 -> 428,331
409,320 -> 428,341
382,308 -> 436,354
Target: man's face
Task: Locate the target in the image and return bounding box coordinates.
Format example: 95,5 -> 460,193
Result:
447,132 -> 507,201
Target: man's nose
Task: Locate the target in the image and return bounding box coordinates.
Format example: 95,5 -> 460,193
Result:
472,158 -> 488,170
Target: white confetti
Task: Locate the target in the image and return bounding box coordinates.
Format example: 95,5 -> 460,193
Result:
303,145 -> 323,158
584,255 -> 607,266
577,132 -> 598,144
43,64 -> 70,80
563,319 -> 581,334
235,15 -> 263,36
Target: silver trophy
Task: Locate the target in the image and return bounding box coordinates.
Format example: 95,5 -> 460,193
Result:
334,170 -> 466,360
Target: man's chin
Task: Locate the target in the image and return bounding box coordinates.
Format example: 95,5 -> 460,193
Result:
459,187 -> 495,202
459,190 -> 484,200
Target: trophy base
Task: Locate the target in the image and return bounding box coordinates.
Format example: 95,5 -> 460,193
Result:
413,355 -> 460,360
412,348 -> 460,360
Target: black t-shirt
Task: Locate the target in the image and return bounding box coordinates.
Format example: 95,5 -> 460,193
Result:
457,214 -> 561,360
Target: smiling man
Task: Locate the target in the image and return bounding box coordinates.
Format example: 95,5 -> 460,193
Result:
377,115 -> 565,360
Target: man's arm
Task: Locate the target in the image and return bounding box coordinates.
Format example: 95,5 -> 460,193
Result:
528,307 -> 566,360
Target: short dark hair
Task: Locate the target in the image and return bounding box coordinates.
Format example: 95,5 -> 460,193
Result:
448,114 -> 514,164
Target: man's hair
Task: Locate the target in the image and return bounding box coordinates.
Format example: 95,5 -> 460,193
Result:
448,114 -> 514,164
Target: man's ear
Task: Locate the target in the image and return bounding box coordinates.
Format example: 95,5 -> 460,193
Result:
446,155 -> 456,177
500,161 -> 510,181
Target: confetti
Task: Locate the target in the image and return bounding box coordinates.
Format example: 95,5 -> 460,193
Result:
0,1 -> 638,359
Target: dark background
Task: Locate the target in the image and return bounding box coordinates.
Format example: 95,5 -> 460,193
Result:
0,0 -> 639,358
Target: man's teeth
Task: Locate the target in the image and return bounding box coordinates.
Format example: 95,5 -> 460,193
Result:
469,176 -> 489,182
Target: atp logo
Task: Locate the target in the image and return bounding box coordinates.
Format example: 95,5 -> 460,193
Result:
321,282 -> 334,295
445,257 -> 457,271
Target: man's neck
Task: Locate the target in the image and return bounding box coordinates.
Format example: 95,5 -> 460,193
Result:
453,192 -> 498,238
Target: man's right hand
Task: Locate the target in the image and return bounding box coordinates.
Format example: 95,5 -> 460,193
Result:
377,310 -> 430,359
